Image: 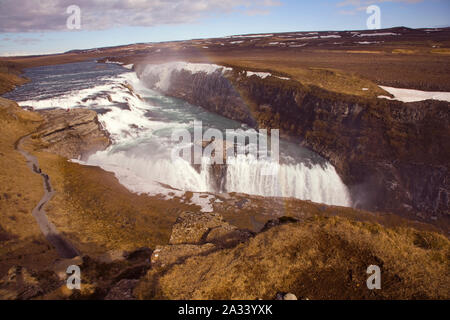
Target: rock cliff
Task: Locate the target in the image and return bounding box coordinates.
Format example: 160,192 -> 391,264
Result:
32,108 -> 110,160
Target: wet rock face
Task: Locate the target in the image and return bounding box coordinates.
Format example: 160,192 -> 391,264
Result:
361,162 -> 449,220
138,66 -> 449,221
140,68 -> 257,127
193,139 -> 236,193
34,108 -> 110,160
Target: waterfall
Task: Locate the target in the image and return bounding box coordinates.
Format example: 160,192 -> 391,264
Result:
87,150 -> 351,207
224,155 -> 351,206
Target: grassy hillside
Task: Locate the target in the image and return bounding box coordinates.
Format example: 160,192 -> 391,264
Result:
0,62 -> 28,95
136,216 -> 450,300
34,152 -> 190,257
0,98 -> 59,275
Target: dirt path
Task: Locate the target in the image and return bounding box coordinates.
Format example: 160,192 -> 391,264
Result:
15,135 -> 79,259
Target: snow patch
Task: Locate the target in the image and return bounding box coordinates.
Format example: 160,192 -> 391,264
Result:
190,193 -> 215,212
378,86 -> 450,103
104,60 -> 123,65
356,41 -> 382,45
246,71 -> 272,79
358,33 -> 398,37
230,34 -> 273,38
320,35 -> 342,39
296,36 -> 318,40
289,43 -> 307,48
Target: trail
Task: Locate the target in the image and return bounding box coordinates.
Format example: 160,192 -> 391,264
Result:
15,135 -> 79,259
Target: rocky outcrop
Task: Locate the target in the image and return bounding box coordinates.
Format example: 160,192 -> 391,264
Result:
104,279 -> 139,300
169,211 -> 253,247
33,108 -> 110,159
0,63 -> 28,96
137,66 -> 450,221
150,211 -> 253,270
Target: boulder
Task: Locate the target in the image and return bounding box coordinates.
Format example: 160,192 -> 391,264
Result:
150,211 -> 253,270
169,211 -> 252,248
275,292 -> 298,300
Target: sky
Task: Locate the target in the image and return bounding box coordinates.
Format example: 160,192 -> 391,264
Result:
0,0 -> 449,56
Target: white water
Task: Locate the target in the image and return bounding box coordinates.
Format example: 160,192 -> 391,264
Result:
140,62 -> 232,91
226,155 -> 350,206
16,62 -> 352,208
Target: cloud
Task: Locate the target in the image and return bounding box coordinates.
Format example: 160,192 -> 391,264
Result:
338,0 -> 422,6
2,37 -> 41,44
338,9 -> 358,15
245,8 -> 271,16
337,0 -> 423,14
0,50 -> 61,57
0,0 -> 281,33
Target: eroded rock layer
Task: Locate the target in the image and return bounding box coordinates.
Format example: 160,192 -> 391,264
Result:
33,108 -> 110,160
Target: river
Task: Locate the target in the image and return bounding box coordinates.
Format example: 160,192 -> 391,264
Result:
4,60 -> 351,207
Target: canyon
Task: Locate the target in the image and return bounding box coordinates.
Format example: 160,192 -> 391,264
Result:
137,62 -> 449,225
0,26 -> 449,300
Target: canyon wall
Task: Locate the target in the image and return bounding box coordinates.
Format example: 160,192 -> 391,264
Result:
136,64 -> 449,222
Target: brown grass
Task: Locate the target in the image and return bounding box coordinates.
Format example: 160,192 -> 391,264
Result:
0,98 -> 59,276
392,49 -> 418,55
346,50 -> 383,54
218,61 -> 386,98
0,63 -> 29,95
0,98 -> 43,237
431,48 -> 450,55
32,150 -> 195,258
136,216 -> 450,300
